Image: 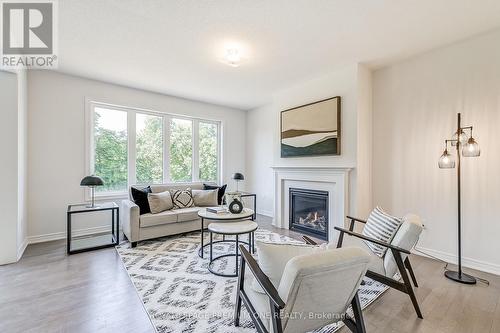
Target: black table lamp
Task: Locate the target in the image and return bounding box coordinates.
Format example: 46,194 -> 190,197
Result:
232,173 -> 245,192
80,175 -> 104,208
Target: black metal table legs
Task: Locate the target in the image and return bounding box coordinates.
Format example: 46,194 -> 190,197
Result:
207,232 -> 255,277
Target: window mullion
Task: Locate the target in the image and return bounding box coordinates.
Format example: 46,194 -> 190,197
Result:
128,111 -> 137,186
192,119 -> 200,182
217,122 -> 222,184
163,116 -> 171,183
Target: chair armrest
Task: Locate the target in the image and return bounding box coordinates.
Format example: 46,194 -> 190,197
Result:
121,200 -> 140,242
334,227 -> 411,255
346,216 -> 367,224
346,215 -> 367,231
239,245 -> 286,309
302,235 -> 318,245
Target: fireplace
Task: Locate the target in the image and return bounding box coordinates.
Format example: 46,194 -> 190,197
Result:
289,188 -> 329,240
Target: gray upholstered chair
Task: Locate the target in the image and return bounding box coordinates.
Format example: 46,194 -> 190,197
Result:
305,213 -> 424,319
234,245 -> 371,333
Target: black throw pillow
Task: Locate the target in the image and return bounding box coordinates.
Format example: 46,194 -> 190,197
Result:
131,186 -> 152,215
203,183 -> 227,205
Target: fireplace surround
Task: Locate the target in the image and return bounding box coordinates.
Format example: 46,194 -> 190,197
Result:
272,166 -> 351,241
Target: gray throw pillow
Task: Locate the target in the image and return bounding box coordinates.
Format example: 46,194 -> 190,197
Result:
192,189 -> 218,207
147,191 -> 173,214
172,188 -> 194,209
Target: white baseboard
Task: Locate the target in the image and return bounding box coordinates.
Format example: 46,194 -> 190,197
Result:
17,238 -> 28,261
414,245 -> 500,276
28,226 -> 115,244
257,209 -> 273,218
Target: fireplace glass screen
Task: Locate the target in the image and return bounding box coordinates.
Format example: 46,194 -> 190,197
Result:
289,188 -> 328,240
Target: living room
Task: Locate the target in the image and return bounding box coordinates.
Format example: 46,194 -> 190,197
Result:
1,1 -> 500,332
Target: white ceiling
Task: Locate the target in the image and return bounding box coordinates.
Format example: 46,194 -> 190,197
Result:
58,0 -> 500,110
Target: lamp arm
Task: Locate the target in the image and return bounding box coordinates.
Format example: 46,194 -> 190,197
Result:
444,139 -> 457,149
459,126 -> 473,138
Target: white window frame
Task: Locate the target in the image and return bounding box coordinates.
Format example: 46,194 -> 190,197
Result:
85,100 -> 222,199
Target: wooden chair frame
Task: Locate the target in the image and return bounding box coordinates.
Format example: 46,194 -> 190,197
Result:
234,245 -> 367,333
303,215 -> 423,319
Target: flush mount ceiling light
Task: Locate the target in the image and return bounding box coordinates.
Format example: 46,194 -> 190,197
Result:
224,48 -> 241,67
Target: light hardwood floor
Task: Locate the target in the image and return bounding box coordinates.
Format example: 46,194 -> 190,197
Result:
1,215 -> 499,333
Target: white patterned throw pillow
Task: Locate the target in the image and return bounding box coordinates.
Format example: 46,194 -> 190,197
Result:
362,206 -> 402,257
172,188 -> 194,209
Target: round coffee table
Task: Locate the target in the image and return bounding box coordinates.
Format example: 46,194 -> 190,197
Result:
198,208 -> 255,259
207,221 -> 258,277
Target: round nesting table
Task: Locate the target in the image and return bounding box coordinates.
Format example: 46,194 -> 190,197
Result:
197,208 -> 255,259
207,221 -> 258,277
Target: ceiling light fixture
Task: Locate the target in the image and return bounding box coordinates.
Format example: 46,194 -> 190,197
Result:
224,48 -> 241,67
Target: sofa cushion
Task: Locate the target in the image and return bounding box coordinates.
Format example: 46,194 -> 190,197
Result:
241,271 -> 271,331
326,235 -> 386,276
384,213 -> 423,277
172,189 -> 195,209
252,241 -> 321,294
148,190 -> 173,214
139,210 -> 178,228
203,183 -> 227,205
192,189 -> 218,207
176,207 -> 202,222
131,186 -> 152,215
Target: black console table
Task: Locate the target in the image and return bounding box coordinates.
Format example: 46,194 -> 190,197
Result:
67,202 -> 119,254
239,192 -> 257,220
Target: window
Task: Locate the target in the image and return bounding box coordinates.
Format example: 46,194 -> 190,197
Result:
93,107 -> 128,193
88,101 -> 221,196
199,122 -> 218,181
170,118 -> 193,182
136,113 -> 163,184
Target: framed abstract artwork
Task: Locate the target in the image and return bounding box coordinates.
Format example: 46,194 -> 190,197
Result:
280,96 -> 341,157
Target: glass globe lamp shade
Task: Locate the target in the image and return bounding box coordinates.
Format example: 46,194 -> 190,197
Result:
462,137 -> 480,157
438,149 -> 455,168
451,130 -> 468,146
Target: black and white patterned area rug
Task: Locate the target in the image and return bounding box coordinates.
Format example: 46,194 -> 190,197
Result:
116,229 -> 389,333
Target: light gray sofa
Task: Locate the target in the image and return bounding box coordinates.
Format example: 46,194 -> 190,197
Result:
121,182 -> 214,247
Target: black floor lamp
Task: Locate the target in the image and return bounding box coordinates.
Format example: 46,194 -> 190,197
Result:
438,113 -> 480,284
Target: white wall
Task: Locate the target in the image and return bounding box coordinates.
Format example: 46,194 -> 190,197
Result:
17,70 -> 28,259
245,104 -> 275,216
356,66 -> 373,218
373,29 -> 500,274
0,70 -> 28,265
0,71 -> 19,264
28,71 -> 246,240
246,64 -> 373,218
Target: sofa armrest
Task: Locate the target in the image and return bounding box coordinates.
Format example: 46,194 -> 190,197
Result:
121,200 -> 140,242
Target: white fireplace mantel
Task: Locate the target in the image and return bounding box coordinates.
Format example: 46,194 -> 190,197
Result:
271,166 -> 351,241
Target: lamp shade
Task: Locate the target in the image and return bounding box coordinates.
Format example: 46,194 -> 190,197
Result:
438,149 -> 455,169
451,130 -> 468,146
462,137 -> 480,157
232,172 -> 245,181
80,175 -> 104,186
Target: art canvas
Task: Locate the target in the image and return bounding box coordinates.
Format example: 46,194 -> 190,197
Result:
280,96 -> 341,157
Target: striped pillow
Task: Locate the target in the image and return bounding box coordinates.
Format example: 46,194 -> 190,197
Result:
362,207 -> 402,257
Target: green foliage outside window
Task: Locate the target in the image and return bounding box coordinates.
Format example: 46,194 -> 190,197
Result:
136,115 -> 163,184
199,122 -> 218,181
93,107 -> 219,191
170,119 -> 193,182
94,111 -> 128,192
